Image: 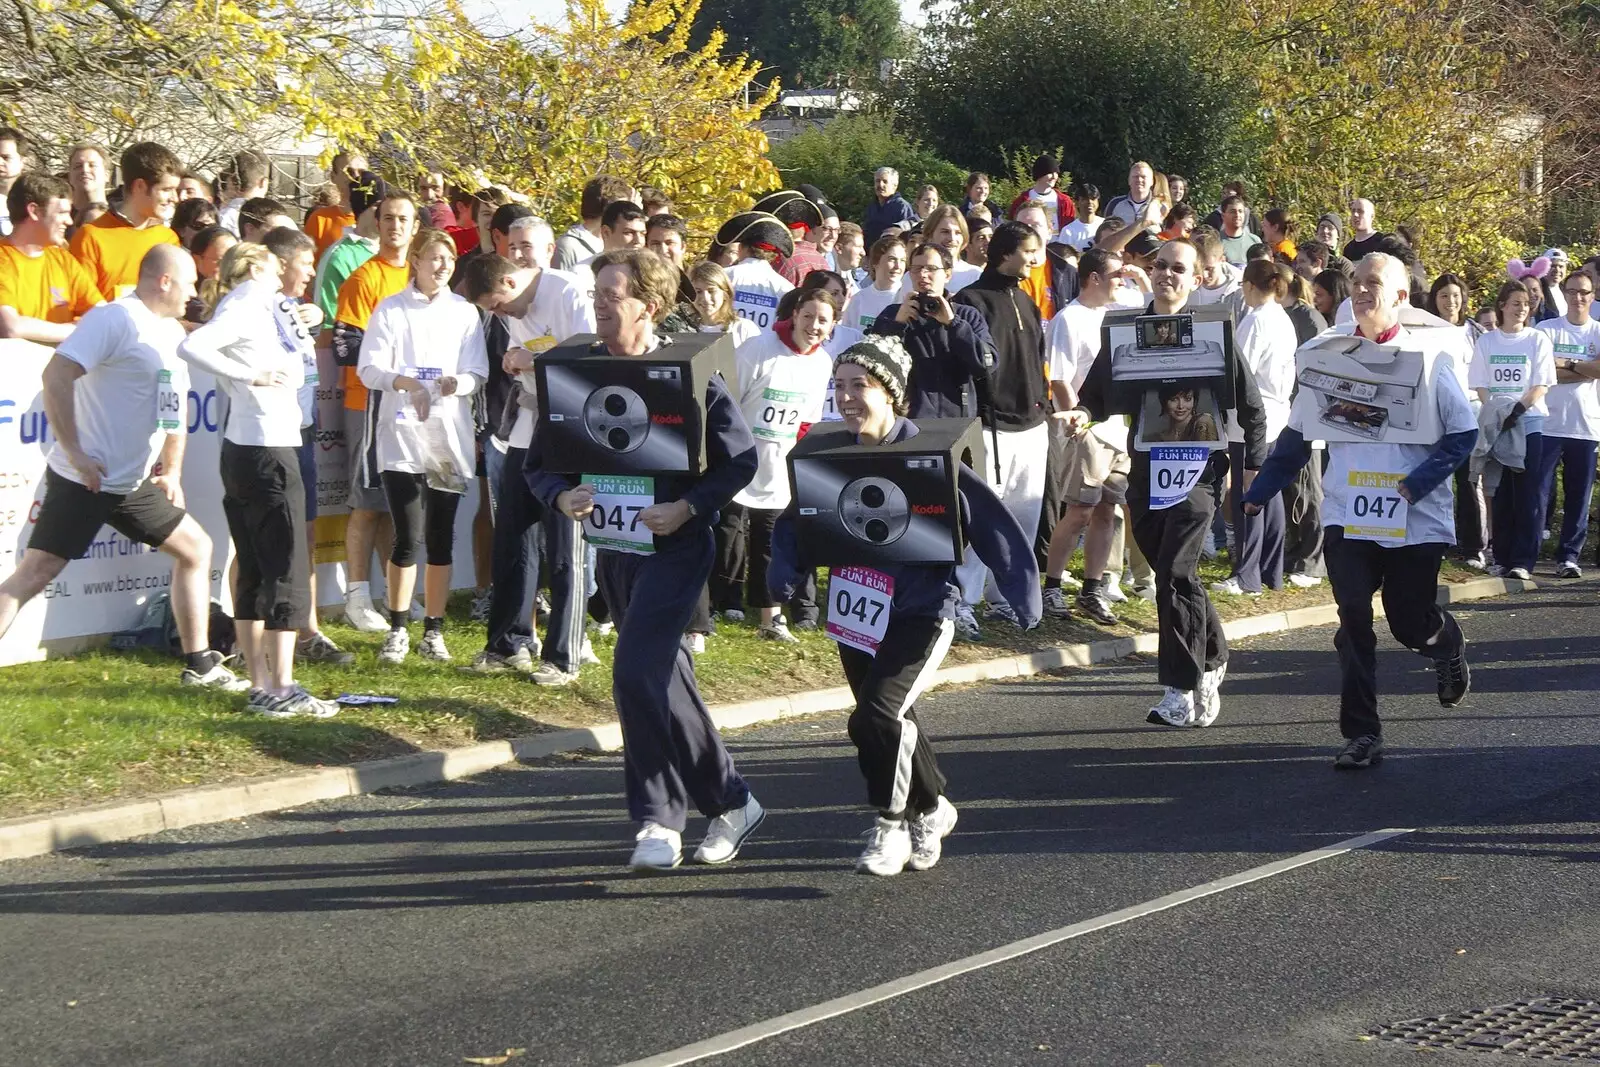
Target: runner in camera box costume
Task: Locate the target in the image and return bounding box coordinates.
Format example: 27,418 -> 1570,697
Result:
769,338 -> 1041,874
1074,302 -> 1266,728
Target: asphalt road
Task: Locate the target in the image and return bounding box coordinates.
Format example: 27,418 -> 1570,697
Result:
3,582 -> 1599,1067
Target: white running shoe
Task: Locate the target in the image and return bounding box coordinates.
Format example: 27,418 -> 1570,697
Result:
580,637 -> 602,665
1507,567 -> 1532,581
694,794 -> 765,864
758,619 -> 799,643
983,600 -> 1020,624
857,817 -> 912,876
1102,579 -> 1128,604
179,654 -> 250,693
953,603 -> 982,641
378,628 -> 410,665
1196,660 -> 1227,727
688,632 -> 707,655
261,686 -> 340,719
1209,576 -> 1258,597
1041,586 -> 1073,619
630,822 -> 682,872
530,662 -> 579,686
1146,687 -> 1196,727
1557,561 -> 1583,579
344,591 -> 389,633
1287,573 -> 1323,589
418,630 -> 451,662
465,645 -> 535,673
1130,581 -> 1157,603
908,797 -> 958,871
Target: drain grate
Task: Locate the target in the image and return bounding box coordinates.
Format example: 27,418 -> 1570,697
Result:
1376,998 -> 1600,1060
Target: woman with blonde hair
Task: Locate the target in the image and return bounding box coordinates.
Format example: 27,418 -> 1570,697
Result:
360,227 -> 490,664
689,260 -> 759,346
179,237 -> 334,718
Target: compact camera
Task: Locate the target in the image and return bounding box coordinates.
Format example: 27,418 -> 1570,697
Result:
787,418 -> 986,566
1094,306 -> 1238,415
535,331 -> 736,476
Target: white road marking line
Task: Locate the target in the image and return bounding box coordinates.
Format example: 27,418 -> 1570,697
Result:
616,827 -> 1414,1067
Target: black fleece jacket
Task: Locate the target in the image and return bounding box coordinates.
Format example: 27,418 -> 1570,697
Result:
951,269 -> 1049,432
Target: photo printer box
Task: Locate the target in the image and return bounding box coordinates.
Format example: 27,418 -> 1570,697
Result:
786,418 -> 986,567
535,331 -> 735,476
1095,306 -> 1237,414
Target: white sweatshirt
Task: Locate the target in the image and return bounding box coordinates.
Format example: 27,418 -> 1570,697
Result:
178,277 -> 305,448
731,329 -> 833,510
358,284 -> 489,480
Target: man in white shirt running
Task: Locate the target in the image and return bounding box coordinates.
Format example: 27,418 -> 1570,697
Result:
0,245 -> 245,690
1243,252 -> 1476,770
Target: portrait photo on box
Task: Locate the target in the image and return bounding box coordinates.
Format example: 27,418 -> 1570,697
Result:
1133,384 -> 1226,450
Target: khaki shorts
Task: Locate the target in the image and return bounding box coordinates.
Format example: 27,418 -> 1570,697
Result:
1060,430 -> 1130,507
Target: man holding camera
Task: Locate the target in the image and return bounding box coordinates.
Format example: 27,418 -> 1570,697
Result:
870,242 -> 993,420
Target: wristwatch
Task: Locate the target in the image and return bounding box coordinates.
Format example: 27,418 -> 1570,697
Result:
684,501 -> 699,520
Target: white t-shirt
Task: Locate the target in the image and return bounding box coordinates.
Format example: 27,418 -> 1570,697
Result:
1057,215 -> 1103,251
501,270 -> 596,449
1231,301 -> 1298,442
51,296 -> 189,494
1046,298 -> 1127,450
177,279 -> 304,448
1537,317 -> 1600,441
723,257 -> 794,332
731,329 -> 833,510
216,197 -> 246,238
1189,263 -> 1242,307
842,283 -> 900,332
1292,323 -> 1477,547
358,286 -> 489,477
1019,188 -> 1065,233
1469,327 -> 1556,416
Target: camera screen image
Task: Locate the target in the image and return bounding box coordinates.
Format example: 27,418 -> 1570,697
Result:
838,476 -> 911,545
1137,315 -> 1194,350
583,385 -> 650,454
1320,398 -> 1389,440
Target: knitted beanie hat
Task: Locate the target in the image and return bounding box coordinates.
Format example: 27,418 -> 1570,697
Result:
835,335 -> 912,409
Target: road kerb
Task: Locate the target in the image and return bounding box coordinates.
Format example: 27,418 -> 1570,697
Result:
0,574 -> 1527,862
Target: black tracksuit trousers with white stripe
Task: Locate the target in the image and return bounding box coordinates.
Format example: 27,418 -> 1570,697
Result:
838,614 -> 955,821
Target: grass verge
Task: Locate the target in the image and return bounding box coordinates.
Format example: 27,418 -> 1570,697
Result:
0,557 -> 1484,818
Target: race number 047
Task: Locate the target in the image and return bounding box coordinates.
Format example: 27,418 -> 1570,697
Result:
588,502 -> 643,533
1156,465 -> 1200,491
1350,492 -> 1401,519
834,586 -> 886,627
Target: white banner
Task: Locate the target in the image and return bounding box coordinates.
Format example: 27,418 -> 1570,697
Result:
0,339 -> 479,667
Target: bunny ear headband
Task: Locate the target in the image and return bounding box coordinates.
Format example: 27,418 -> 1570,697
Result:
1507,256 -> 1551,281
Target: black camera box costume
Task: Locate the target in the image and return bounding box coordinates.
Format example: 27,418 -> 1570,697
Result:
1087,306 -> 1237,452
786,418 -> 987,567
534,331 -> 736,476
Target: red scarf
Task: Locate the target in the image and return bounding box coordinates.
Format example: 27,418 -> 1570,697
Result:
775,318 -> 821,354
1356,323 -> 1401,343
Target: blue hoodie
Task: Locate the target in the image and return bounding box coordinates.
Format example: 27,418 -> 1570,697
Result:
768,417 -> 1043,627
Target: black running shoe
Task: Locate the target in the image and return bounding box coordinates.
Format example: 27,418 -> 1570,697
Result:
1334,734 -> 1384,770
1075,591 -> 1118,627
1435,645 -> 1470,708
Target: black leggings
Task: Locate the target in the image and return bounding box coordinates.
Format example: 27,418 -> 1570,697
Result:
221,441 -> 309,631
382,471 -> 462,568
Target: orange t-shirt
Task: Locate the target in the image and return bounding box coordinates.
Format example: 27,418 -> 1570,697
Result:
0,241 -> 103,324
334,255 -> 410,410
306,205 -> 356,263
1021,261 -> 1056,324
68,211 -> 180,301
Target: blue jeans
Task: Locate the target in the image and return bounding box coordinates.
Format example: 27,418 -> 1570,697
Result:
1533,435 -> 1598,564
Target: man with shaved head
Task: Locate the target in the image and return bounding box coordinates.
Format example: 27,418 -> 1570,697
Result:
1242,252 -> 1477,770
0,243 -> 246,690
1341,198 -> 1389,263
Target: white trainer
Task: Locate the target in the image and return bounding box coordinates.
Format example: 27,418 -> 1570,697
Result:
857,817 -> 912,876
179,654 -> 250,693
378,628 -> 410,665
1196,660 -> 1227,727
908,796 -> 958,871
629,822 -> 682,872
580,637 -> 602,665
694,794 -> 765,864
1287,573 -> 1323,588
418,630 -> 451,662
344,592 -> 388,633
1146,687 -> 1196,727
688,632 -> 707,655
953,603 -> 981,641
1210,576 -> 1258,597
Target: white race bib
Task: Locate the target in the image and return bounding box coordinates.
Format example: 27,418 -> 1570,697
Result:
396,366 -> 442,422
156,369 -> 183,433
273,298 -> 317,386
821,379 -> 842,422
583,473 -> 655,555
753,385 -> 807,441
1485,352 -> 1529,396
1148,445 -> 1209,510
733,290 -> 780,329
1344,470 -> 1408,541
826,567 -> 893,655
